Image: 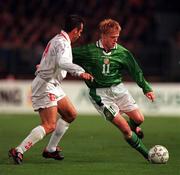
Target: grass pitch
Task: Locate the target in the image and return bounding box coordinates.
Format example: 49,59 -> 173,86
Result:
0,114 -> 180,175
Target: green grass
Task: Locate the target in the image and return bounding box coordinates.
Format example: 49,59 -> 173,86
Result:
0,114 -> 180,175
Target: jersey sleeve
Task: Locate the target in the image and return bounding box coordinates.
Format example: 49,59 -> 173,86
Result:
55,41 -> 85,77
124,50 -> 153,94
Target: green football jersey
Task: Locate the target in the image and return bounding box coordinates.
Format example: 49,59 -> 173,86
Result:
73,41 -> 152,94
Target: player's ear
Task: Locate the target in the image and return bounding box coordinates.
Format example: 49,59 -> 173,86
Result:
72,27 -> 78,34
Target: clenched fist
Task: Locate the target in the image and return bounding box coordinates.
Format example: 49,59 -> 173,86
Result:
80,73 -> 94,81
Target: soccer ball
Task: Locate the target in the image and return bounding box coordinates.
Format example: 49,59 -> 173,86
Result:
148,145 -> 169,164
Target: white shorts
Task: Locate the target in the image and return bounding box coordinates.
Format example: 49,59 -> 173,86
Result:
31,76 -> 66,111
89,83 -> 138,119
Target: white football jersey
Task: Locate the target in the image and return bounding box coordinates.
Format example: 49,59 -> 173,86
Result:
35,30 -> 85,84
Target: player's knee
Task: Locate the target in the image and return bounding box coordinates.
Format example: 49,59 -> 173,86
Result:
135,116 -> 144,125
70,109 -> 78,120
119,125 -> 132,139
123,130 -> 132,139
43,123 -> 56,134
66,109 -> 78,122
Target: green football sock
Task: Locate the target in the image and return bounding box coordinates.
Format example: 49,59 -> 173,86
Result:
126,132 -> 148,159
128,119 -> 139,131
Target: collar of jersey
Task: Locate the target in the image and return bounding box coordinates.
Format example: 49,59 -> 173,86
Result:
60,30 -> 71,43
96,40 -> 117,50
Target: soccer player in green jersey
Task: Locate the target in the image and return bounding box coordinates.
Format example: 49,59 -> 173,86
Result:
72,19 -> 156,161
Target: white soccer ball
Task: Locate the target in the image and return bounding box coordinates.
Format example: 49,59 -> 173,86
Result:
148,145 -> 169,164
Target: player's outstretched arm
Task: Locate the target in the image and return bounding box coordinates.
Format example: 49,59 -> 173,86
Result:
145,91 -> 155,102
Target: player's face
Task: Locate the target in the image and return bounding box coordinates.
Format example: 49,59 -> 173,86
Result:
72,23 -> 84,43
102,30 -> 120,50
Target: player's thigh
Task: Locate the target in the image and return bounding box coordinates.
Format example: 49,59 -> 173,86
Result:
57,96 -> 77,118
39,106 -> 58,125
125,108 -> 144,124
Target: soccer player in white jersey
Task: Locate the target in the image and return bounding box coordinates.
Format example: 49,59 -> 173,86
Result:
8,15 -> 93,164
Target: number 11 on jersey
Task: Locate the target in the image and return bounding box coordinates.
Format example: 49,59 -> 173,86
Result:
102,63 -> 110,74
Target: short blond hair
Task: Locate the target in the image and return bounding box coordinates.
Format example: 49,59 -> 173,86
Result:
99,19 -> 121,35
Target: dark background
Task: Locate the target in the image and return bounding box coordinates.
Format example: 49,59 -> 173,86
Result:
0,0 -> 180,81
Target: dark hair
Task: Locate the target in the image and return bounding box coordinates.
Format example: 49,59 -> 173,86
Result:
64,15 -> 84,32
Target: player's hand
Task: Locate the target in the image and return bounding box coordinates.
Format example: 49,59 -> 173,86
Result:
145,91 -> 155,102
80,73 -> 94,81
36,64 -> 40,70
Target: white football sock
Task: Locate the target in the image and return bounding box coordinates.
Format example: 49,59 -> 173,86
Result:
16,125 -> 46,154
46,118 -> 69,152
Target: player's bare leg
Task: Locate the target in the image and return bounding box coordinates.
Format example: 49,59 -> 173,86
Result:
58,96 -> 77,123
126,109 -> 144,138
9,107 -> 57,164
43,96 -> 77,160
111,113 -> 148,160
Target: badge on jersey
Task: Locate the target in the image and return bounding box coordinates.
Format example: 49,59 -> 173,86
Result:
104,58 -> 110,64
48,93 -> 56,101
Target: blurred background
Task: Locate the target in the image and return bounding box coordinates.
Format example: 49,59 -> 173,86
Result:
0,0 -> 180,116
0,0 -> 180,81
